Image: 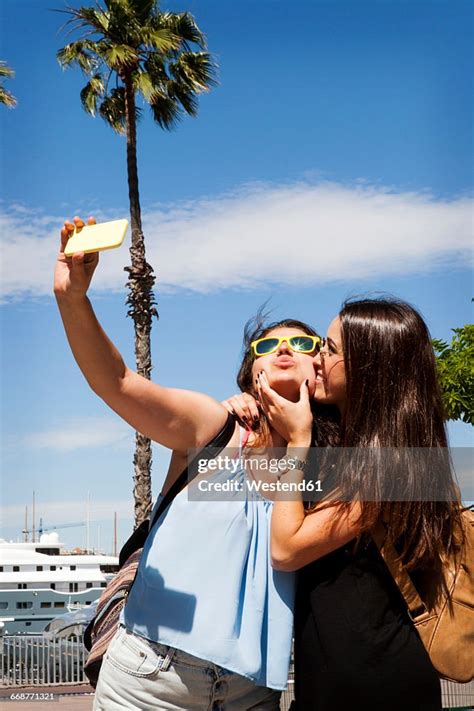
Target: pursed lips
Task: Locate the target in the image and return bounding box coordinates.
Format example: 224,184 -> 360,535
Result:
275,356 -> 295,368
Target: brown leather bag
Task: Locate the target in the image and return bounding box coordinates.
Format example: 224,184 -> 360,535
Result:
373,508 -> 474,683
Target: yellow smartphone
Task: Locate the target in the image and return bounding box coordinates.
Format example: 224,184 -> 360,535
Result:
64,219 -> 128,256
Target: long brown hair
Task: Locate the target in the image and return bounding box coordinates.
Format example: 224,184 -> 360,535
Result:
334,297 -> 463,569
237,312 -> 340,447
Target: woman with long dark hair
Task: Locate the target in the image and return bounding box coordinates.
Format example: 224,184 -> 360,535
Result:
251,297 -> 463,710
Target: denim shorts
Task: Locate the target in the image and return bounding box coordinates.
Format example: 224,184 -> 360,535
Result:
93,625 -> 281,710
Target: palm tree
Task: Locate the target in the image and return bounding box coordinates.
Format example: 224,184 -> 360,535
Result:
57,0 -> 217,528
0,61 -> 17,108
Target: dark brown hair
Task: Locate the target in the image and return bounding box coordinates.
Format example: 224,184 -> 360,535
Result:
334,297 -> 463,570
237,311 -> 340,447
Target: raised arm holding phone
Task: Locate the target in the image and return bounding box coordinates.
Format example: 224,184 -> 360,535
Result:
54,217 -> 229,461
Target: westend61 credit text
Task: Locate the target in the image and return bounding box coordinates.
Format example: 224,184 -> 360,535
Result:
197,478 -> 322,493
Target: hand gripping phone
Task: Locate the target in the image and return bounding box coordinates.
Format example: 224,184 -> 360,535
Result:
64,219 -> 128,256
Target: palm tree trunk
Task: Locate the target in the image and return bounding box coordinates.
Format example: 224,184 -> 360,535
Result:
123,74 -> 159,529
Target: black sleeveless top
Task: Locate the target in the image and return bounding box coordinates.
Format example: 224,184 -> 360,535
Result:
293,539 -> 441,711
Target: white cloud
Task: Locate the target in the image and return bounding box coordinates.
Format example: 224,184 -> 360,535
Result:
21,417 -> 133,452
1,181 -> 472,300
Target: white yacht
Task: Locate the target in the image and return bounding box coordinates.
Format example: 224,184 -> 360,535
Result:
0,534 -> 119,635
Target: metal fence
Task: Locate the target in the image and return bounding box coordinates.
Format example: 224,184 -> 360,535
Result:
1,635 -> 473,711
441,679 -> 474,710
1,635 -> 87,686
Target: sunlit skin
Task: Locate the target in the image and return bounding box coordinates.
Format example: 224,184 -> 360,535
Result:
313,317 -> 347,414
251,327 -> 318,403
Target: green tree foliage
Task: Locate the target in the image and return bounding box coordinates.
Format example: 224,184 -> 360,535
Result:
57,0 -> 217,526
433,324 -> 474,425
0,61 -> 17,108
56,0 -> 217,133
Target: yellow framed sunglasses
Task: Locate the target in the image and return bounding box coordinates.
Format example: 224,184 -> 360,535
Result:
251,335 -> 321,357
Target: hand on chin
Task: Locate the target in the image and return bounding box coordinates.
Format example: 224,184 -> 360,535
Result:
269,374 -> 307,403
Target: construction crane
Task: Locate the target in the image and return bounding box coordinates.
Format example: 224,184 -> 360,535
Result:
23,520 -> 86,538
38,520 -> 86,536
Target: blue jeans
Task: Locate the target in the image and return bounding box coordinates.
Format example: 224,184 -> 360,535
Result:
93,626 -> 282,710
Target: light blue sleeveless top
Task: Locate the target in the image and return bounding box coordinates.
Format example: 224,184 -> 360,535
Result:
122,430 -> 295,690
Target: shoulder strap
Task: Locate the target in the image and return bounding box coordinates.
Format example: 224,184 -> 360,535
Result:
373,522 -> 429,621
149,412 -> 236,531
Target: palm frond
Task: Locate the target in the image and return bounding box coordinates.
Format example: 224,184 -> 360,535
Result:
170,52 -> 218,92
140,27 -> 180,53
0,61 -> 15,79
57,41 -> 100,74
149,90 -> 183,130
101,43 -> 139,70
80,73 -> 106,115
167,81 -> 198,117
98,87 -> 127,133
143,53 -> 169,83
0,87 -> 17,108
128,0 -> 156,25
98,85 -> 143,132
103,0 -> 129,11
133,70 -> 155,100
104,0 -> 139,44
0,61 -> 17,108
63,4 -> 110,35
156,11 -> 207,50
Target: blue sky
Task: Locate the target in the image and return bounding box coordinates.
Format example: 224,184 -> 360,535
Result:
1,0 -> 472,552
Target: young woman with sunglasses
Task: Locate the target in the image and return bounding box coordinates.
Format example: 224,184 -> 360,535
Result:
244,298 -> 463,711
53,217 -> 340,710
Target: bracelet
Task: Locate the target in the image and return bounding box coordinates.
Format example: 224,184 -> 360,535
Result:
276,455 -> 308,480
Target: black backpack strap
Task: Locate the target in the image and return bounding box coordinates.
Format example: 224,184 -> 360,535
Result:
150,411 -> 236,530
